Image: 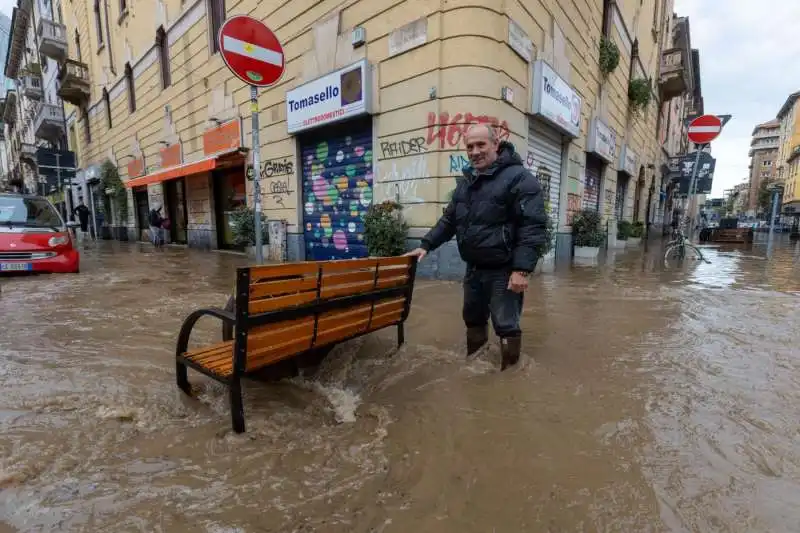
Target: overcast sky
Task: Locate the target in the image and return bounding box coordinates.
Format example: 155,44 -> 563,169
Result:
1,0 -> 797,198
674,0 -> 800,197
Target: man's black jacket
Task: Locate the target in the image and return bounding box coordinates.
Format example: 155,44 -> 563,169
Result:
421,141 -> 548,272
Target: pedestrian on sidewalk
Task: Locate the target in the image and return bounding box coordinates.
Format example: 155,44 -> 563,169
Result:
405,124 -> 548,370
72,198 -> 91,239
149,205 -> 165,248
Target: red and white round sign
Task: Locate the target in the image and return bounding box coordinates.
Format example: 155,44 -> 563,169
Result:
218,15 -> 285,87
687,114 -> 723,145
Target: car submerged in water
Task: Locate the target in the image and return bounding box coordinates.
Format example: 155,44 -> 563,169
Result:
0,193 -> 80,274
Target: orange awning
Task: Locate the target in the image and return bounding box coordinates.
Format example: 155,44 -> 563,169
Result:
124,148 -> 245,188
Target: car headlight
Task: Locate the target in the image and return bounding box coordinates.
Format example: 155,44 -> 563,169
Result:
48,235 -> 70,247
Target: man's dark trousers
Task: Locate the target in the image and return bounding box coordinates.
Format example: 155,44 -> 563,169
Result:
462,265 -> 523,339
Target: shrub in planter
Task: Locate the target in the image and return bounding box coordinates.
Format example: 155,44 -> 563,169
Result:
630,221 -> 644,238
628,77 -> 652,115
572,209 -> 605,248
617,220 -> 632,240
536,203 -> 556,258
364,200 -> 409,257
230,206 -> 269,248
599,36 -> 620,77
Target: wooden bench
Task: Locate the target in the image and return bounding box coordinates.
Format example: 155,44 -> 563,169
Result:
175,256 -> 418,433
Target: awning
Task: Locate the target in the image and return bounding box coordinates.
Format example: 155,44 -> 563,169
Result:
124,148 -> 245,189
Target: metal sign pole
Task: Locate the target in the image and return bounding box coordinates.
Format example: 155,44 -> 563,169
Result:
685,143 -> 705,240
251,85 -> 263,264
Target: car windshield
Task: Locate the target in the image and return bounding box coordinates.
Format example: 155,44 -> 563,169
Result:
0,196 -> 64,229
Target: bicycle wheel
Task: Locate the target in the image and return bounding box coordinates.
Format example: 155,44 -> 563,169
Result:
664,244 -> 685,267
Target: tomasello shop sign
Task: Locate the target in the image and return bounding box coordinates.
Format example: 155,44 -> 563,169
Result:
587,117 -> 616,164
286,59 -> 372,134
531,59 -> 582,138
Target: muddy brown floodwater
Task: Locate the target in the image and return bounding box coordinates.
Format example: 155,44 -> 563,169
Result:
1,236 -> 799,532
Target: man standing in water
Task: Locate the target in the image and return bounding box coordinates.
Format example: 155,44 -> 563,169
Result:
405,124 -> 548,370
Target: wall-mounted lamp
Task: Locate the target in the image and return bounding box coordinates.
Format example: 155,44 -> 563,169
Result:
209,118 -> 223,126
157,141 -> 170,146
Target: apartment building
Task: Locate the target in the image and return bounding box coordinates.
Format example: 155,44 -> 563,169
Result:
746,119 -> 779,216
59,0 -> 690,275
2,0 -> 71,206
0,12 -> 12,191
776,91 -> 800,215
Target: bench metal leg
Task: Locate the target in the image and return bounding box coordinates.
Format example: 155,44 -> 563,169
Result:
229,377 -> 246,433
176,361 -> 191,396
397,322 -> 405,348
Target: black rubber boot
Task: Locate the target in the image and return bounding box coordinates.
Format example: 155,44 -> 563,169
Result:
466,326 -> 488,358
500,336 -> 521,371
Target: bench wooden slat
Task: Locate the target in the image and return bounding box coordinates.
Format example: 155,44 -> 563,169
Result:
249,262 -> 319,282
373,297 -> 407,314
248,316 -> 315,353
322,269 -> 375,286
375,274 -> 409,289
183,339 -> 235,358
316,320 -> 369,347
370,309 -> 404,330
246,337 -> 315,371
184,342 -> 234,376
321,258 -> 379,272
377,256 -> 412,267
317,304 -> 372,330
249,291 -> 317,314
321,280 -> 376,299
250,276 -> 318,299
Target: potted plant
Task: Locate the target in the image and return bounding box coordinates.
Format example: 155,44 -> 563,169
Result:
615,219 -> 632,248
364,200 -> 409,257
628,221 -> 644,245
572,209 -> 605,259
628,77 -> 652,115
230,206 -> 269,257
599,35 -> 620,77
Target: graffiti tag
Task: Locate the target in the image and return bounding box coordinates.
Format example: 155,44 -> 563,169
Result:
426,112 -> 510,149
566,193 -> 581,225
379,137 -> 427,158
449,154 -> 470,175
261,158 -> 294,179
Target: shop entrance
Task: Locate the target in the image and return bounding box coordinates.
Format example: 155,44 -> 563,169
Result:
133,186 -> 150,241
583,154 -> 603,212
213,167 -> 247,249
164,178 -> 188,244
299,116 -> 373,260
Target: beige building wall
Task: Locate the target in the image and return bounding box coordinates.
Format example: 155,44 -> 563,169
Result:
60,0 -> 672,269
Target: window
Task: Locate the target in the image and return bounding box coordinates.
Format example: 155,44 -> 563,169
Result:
156,26 -> 170,89
601,0 -> 612,37
82,107 -> 91,144
125,63 -> 135,112
74,30 -> 82,61
207,0 -> 225,53
103,88 -> 112,128
94,0 -> 104,46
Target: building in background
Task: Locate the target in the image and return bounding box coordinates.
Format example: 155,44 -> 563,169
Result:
746,119 -> 779,217
656,14 -> 706,231
57,0 -> 702,275
0,12 -> 12,191
2,0 -> 71,205
776,91 -> 800,217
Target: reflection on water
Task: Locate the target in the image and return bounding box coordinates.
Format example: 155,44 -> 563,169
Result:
0,236 -> 798,532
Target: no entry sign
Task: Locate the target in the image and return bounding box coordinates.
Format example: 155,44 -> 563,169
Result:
219,15 -> 285,87
687,114 -> 723,145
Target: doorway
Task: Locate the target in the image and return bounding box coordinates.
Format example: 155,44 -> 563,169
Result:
212,167 -> 246,249
164,178 -> 188,244
133,186 -> 150,241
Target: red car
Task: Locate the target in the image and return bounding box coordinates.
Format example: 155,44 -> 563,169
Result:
0,193 -> 80,274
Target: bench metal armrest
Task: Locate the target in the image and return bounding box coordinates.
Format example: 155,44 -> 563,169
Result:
176,307 -> 237,357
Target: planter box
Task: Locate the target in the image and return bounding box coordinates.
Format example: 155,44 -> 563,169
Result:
612,238 -> 627,249
627,237 -> 642,246
573,246 -> 600,259
247,245 -> 269,260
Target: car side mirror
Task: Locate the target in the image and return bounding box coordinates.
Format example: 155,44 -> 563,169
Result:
66,221 -> 81,229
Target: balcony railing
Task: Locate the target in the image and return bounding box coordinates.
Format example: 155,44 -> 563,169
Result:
3,90 -> 16,124
37,18 -> 67,61
34,102 -> 65,141
57,59 -> 91,106
20,142 -> 36,162
20,73 -> 43,101
659,48 -> 688,100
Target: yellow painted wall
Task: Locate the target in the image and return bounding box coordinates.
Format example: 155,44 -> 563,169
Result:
62,0 -> 670,248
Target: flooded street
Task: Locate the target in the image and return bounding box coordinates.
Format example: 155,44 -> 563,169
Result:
1,237 -> 799,532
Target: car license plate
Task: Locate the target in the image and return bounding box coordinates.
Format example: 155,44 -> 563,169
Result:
0,263 -> 32,272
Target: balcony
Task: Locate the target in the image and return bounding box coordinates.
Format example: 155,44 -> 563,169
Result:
37,18 -> 67,61
20,142 -> 36,163
3,90 -> 16,124
57,59 -> 91,106
34,102 -> 65,141
20,73 -> 43,101
659,48 -> 688,100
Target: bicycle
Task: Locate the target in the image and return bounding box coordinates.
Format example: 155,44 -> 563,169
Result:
664,223 -> 710,267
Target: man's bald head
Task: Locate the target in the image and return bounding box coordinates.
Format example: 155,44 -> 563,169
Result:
464,123 -> 500,171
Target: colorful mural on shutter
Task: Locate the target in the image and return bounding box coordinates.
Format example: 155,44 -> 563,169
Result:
301,128 -> 373,260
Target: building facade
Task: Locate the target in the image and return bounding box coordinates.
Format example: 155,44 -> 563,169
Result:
59,0 -> 694,275
0,12 -> 12,191
2,0 -> 70,202
776,92 -> 800,215
746,119 -> 779,216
